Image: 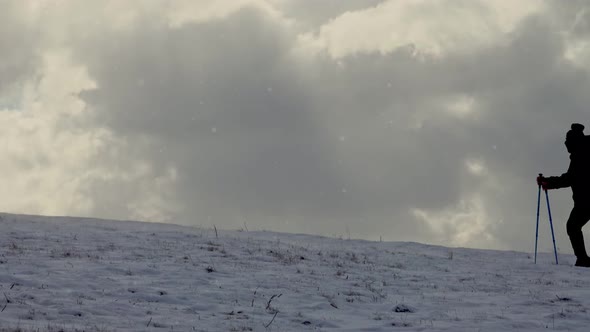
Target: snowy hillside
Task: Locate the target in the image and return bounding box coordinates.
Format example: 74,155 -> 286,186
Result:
1,213 -> 590,331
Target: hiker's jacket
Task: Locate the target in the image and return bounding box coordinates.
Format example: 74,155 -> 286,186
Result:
545,145 -> 590,204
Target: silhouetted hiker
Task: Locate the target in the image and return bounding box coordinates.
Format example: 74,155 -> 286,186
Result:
537,123 -> 590,267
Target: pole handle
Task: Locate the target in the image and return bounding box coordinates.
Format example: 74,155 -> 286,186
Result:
538,173 -> 546,191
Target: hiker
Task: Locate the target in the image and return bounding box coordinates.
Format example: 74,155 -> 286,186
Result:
537,123 -> 590,267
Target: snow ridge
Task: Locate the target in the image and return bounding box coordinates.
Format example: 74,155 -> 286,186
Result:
1,213 -> 590,331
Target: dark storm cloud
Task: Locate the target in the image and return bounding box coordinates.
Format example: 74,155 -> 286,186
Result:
67,2 -> 590,249
75,8 -> 364,232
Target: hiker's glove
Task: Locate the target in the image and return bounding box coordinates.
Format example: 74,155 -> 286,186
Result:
537,176 -> 549,190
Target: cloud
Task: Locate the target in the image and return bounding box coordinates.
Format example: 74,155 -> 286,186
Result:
167,0 -> 288,27
0,49 -> 99,215
296,0 -> 547,58
2,0 -> 590,252
271,0 -> 385,28
413,196 -> 500,248
0,2 -> 40,96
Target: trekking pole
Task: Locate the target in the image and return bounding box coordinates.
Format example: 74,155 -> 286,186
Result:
544,189 -> 559,265
534,174 -> 542,264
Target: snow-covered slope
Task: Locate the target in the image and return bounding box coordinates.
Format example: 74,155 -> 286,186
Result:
1,213 -> 590,331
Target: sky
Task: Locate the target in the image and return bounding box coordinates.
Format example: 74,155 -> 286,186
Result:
2,0 -> 590,253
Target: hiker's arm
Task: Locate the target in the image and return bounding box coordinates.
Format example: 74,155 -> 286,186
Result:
544,164 -> 573,189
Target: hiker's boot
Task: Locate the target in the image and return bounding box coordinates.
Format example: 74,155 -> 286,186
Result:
570,233 -> 590,267
575,256 -> 590,267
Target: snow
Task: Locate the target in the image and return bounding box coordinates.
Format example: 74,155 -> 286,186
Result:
1,213 -> 590,331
